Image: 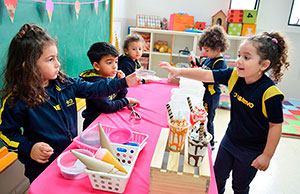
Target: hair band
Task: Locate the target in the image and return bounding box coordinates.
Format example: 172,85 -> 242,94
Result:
272,38 -> 278,44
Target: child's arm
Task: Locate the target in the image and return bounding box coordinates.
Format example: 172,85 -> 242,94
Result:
251,122 -> 282,171
159,61 -> 214,82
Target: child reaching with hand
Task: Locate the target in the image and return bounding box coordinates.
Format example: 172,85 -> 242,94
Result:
0,24 -> 140,183
79,42 -> 140,130
160,31 -> 289,194
189,25 -> 229,150
118,34 -> 147,83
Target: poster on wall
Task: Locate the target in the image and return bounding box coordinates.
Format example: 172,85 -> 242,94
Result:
112,20 -> 122,53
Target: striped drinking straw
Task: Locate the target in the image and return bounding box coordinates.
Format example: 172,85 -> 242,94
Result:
166,103 -> 174,122
187,97 -> 193,112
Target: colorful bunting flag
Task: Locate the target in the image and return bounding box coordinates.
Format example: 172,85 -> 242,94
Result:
4,0 -> 17,23
46,0 -> 54,23
75,0 -> 80,20
94,0 -> 98,15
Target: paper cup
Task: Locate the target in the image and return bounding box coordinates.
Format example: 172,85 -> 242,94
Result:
168,120 -> 190,152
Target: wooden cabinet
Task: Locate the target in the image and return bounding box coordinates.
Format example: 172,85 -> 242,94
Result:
130,28 -> 247,77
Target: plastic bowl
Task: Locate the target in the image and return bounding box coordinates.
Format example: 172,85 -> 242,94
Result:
57,149 -> 93,179
107,128 -> 132,144
136,69 -> 156,80
80,131 -> 100,147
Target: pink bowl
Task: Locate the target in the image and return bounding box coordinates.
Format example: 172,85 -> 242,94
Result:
107,128 -> 132,144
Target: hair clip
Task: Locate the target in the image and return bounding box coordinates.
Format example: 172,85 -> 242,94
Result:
272,38 -> 278,44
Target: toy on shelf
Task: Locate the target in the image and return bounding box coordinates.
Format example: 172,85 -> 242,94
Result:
136,14 -> 161,29
241,23 -> 256,36
212,10 -> 226,27
153,40 -> 171,53
135,32 -> 150,52
195,21 -> 206,30
243,10 -> 257,24
227,23 -> 242,36
161,17 -> 168,30
169,13 -> 194,32
185,28 -> 203,33
227,9 -> 243,23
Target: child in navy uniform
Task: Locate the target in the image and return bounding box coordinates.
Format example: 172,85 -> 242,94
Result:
80,42 -> 140,130
0,24 -> 140,183
118,34 -> 147,83
160,31 -> 289,194
189,25 -> 229,149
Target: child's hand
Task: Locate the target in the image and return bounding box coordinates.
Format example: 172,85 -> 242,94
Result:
127,97 -> 140,106
30,142 -> 54,163
251,153 -> 271,171
159,61 -> 180,79
125,72 -> 142,87
117,70 -> 125,79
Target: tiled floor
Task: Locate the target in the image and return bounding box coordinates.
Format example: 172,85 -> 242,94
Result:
212,108 -> 300,194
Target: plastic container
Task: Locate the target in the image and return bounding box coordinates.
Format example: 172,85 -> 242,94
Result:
135,69 -> 156,80
107,128 -> 132,144
86,143 -> 140,193
80,131 -> 100,147
73,124 -> 149,153
57,149 -> 93,179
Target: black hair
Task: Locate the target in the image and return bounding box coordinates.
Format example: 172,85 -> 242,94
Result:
87,42 -> 119,65
198,25 -> 229,52
247,32 -> 290,82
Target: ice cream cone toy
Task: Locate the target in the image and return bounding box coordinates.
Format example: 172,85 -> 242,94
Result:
166,103 -> 174,122
98,122 -> 117,157
70,150 -> 126,176
190,106 -> 207,126
95,148 -> 127,174
187,97 -> 193,112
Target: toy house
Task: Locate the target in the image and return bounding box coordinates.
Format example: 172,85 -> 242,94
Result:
212,10 -> 226,27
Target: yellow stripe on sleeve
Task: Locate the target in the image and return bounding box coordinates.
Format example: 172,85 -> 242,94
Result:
0,131 -> 19,148
262,86 -> 284,118
228,68 -> 239,93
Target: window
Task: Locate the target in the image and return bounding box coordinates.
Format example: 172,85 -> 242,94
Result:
288,0 -> 300,26
230,0 -> 259,10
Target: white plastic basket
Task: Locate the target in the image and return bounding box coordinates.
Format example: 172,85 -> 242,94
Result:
85,143 -> 140,193
73,124 -> 149,153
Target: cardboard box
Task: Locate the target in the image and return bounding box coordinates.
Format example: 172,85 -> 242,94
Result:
227,23 -> 242,36
169,13 -> 194,31
227,9 -> 243,23
243,10 -> 257,24
241,23 -> 256,36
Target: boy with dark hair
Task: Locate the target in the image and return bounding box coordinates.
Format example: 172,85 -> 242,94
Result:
80,42 -> 139,130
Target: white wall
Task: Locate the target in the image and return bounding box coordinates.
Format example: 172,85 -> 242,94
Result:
113,0 -> 300,101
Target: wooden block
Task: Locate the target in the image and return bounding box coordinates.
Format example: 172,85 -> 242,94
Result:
227,9 -> 243,23
150,128 -> 211,193
243,10 -> 257,24
227,23 -> 242,36
241,23 -> 256,36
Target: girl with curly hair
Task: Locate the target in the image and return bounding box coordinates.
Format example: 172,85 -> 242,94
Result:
160,31 -> 289,194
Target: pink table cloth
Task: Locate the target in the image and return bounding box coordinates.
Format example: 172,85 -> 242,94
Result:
29,79 -> 218,194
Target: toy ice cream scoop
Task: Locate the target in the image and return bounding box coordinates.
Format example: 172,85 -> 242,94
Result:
95,148 -> 127,174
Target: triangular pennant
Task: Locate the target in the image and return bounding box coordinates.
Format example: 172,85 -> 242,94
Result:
94,0 -> 98,15
46,0 -> 54,23
75,0 -> 80,20
105,0 -> 109,11
4,0 -> 17,23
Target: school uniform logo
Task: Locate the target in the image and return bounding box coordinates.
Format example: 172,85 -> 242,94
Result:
233,92 -> 254,108
66,99 -> 75,107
